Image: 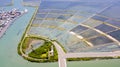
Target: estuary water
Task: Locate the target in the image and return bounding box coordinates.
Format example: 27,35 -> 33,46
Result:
0,0 -> 120,67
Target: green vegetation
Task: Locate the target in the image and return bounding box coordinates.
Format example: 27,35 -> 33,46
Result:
18,43 -> 22,55
21,36 -> 45,52
67,58 -> 93,61
67,57 -> 117,61
22,37 -> 32,52
28,41 -> 58,61
18,36 -> 58,62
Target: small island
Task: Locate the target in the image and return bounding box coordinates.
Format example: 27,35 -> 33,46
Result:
18,35 -> 58,62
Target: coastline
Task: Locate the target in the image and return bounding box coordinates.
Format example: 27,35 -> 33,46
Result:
0,9 -> 27,38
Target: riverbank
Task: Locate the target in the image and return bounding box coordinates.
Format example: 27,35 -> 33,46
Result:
0,9 -> 27,38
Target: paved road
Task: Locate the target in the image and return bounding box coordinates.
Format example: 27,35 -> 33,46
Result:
65,51 -> 120,58
52,42 -> 67,67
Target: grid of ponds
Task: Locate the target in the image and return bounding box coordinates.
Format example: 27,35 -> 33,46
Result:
27,0 -> 120,53
22,0 -> 41,6
0,0 -> 12,6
